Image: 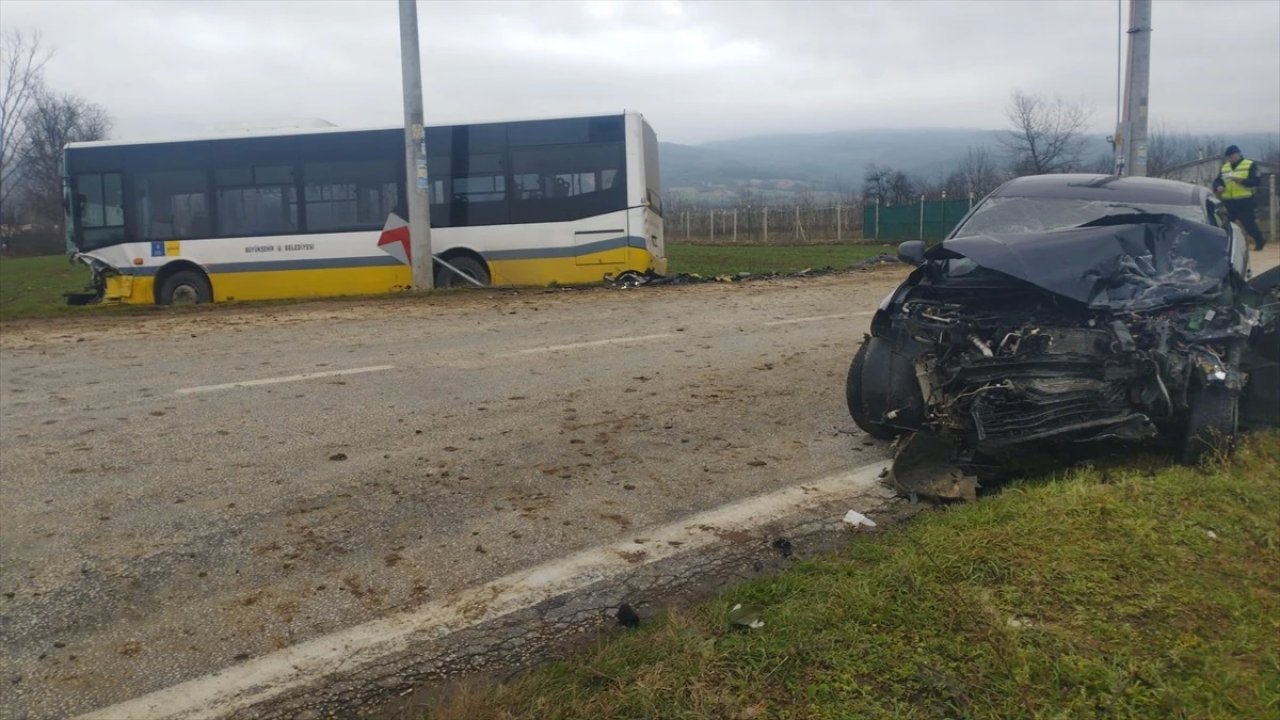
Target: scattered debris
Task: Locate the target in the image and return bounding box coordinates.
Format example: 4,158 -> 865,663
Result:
1205,529 -> 1218,540
841,510 -> 877,528
328,453 -> 348,462
771,538 -> 793,558
616,603 -> 640,628
728,603 -> 764,629
889,433 -> 980,502
605,256 -> 900,290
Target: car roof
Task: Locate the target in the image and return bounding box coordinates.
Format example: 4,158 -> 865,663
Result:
988,174 -> 1208,206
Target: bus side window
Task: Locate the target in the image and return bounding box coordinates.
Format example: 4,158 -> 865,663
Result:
509,143 -> 625,224
133,170 -> 210,240
303,159 -> 398,232
215,165 -> 299,237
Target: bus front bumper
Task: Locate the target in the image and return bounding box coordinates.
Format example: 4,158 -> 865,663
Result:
66,253 -> 152,305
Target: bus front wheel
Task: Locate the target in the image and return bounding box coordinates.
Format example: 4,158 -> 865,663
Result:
435,256 -> 490,289
158,270 -> 212,305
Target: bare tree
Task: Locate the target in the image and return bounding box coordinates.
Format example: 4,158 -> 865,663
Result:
1,28 -> 52,225
944,145 -> 1005,199
862,163 -> 890,204
999,90 -> 1092,175
886,170 -> 919,206
863,164 -> 918,206
20,87 -> 111,231
1257,135 -> 1279,166
1145,121 -> 1188,178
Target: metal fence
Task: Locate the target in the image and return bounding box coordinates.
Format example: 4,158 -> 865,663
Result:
864,198 -> 973,242
668,196 -> 974,245
668,205 -> 859,244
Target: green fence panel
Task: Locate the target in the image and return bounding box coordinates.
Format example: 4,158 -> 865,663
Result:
862,199 -> 972,242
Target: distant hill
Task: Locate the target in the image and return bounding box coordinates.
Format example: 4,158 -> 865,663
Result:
660,128 -> 1277,203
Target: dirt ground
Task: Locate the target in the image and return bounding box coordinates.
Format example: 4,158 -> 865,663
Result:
1,267 -> 910,719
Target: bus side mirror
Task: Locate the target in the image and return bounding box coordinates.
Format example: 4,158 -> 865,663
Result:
897,240 -> 926,267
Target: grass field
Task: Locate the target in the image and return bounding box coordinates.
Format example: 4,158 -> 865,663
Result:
0,245 -> 898,322
666,242 -> 894,277
0,254 -> 92,322
425,433 -> 1280,720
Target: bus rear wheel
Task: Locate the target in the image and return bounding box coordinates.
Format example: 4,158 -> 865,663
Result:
435,256 -> 490,289
158,270 -> 212,305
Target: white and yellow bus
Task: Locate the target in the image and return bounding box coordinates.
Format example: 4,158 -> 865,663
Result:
64,111 -> 665,304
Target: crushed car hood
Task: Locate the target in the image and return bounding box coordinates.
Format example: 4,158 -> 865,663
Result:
931,215 -> 1232,311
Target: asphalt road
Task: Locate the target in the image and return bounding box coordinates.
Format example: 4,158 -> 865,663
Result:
0,269 -> 908,719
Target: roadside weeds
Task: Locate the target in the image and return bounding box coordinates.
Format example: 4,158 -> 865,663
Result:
420,432 -> 1280,720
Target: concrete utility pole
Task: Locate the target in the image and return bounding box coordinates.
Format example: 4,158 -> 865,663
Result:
399,0 -> 433,289
1116,0 -> 1153,177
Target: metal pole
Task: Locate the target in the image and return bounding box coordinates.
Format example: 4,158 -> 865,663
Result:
1120,0 -> 1152,177
399,0 -> 433,288
874,198 -> 880,240
1115,0 -> 1122,129
836,205 -> 842,243
683,210 -> 689,240
733,209 -> 738,243
1270,173 -> 1277,249
763,207 -> 768,244
710,209 -> 715,243
918,195 -> 925,241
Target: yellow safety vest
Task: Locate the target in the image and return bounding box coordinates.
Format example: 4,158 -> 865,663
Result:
1219,158 -> 1254,200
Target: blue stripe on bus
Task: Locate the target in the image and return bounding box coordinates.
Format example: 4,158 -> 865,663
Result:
118,235 -> 649,275
484,235 -> 647,260
207,256 -> 405,274
118,255 -> 404,276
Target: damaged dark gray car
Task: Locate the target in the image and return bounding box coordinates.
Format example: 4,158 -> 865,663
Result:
847,175 -> 1280,499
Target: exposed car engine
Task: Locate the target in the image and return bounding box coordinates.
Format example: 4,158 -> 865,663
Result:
849,197 -> 1279,499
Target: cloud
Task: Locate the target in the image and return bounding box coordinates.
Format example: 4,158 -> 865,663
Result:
2,0 -> 1276,144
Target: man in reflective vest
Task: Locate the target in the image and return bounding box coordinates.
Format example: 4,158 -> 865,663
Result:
1212,144 -> 1265,251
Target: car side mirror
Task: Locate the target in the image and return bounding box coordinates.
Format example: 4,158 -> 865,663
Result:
897,240 -> 926,267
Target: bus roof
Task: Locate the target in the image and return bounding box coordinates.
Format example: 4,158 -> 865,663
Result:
65,110 -> 647,151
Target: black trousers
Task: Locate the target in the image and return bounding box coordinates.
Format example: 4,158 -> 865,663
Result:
1224,198 -> 1265,249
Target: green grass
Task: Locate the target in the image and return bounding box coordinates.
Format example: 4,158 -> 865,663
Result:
0,246 -> 900,323
666,243 -> 896,277
0,254 -> 93,322
426,433 -> 1280,720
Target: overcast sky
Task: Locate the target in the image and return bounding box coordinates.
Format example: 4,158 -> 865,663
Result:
3,0 -> 1278,145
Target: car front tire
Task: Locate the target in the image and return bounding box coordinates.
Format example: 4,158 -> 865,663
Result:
846,339 -> 898,440
1182,382 -> 1238,464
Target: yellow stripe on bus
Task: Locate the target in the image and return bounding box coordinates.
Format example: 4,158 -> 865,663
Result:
101,248 -> 663,305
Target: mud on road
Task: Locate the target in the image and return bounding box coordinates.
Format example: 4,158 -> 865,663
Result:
1,267 -> 916,719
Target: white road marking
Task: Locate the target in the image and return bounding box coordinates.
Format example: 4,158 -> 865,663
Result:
174,365 -> 395,395
76,461 -> 891,720
505,332 -> 676,356
762,311 -> 874,327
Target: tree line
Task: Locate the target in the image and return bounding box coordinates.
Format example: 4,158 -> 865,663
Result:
862,90 -> 1280,207
1,29 -> 112,253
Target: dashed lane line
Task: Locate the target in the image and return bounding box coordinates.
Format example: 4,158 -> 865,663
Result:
174,365 -> 396,395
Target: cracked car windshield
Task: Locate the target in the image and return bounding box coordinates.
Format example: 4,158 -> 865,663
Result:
953,196 -> 1210,237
